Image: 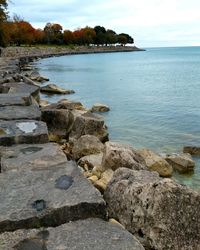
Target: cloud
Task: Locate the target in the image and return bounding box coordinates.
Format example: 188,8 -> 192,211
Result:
8,0 -> 200,47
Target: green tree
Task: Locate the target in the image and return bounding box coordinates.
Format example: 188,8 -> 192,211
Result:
0,0 -> 8,47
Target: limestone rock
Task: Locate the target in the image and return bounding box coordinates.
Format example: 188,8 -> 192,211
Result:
42,106 -> 74,140
0,218 -> 144,250
0,120 -> 49,146
40,84 -> 75,94
0,161 -> 106,233
138,148 -> 173,177
69,112 -> 109,142
163,153 -> 195,173
104,168 -> 200,250
183,146 -> 200,155
39,99 -> 49,108
58,98 -> 86,110
72,135 -> 104,160
94,169 -> 114,193
78,153 -> 103,170
91,103 -> 110,112
0,93 -> 32,107
102,141 -> 146,172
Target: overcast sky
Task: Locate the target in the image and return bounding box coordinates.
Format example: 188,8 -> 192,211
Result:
8,0 -> 200,48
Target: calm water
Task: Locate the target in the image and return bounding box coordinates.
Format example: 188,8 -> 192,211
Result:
36,47 -> 200,190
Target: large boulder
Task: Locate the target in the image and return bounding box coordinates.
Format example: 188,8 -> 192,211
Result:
91,103 -> 110,113
69,112 -> 109,142
183,146 -> 200,155
104,168 -> 200,250
138,148 -> 173,177
72,135 -> 104,160
102,142 -> 146,172
163,153 -> 195,173
42,106 -> 74,141
58,98 -> 86,110
40,84 -> 75,94
78,153 -> 103,170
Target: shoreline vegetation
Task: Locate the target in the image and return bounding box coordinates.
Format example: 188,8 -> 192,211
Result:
0,46 -> 199,249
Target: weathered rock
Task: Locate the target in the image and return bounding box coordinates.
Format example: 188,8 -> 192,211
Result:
183,146 -> 200,155
57,98 -> 86,110
39,99 -> 49,108
30,74 -> 49,82
0,143 -> 67,172
0,93 -> 32,107
88,175 -> 99,183
138,148 -> 173,177
72,135 -> 104,160
42,106 -> 74,140
91,103 -> 110,112
163,153 -> 195,173
40,84 -> 75,94
0,218 -> 144,250
0,104 -> 41,121
0,120 -> 48,146
94,169 -> 114,193
102,141 -> 146,172
78,153 -> 103,170
0,161 -> 106,233
70,112 -> 109,142
0,81 -> 40,102
104,168 -> 200,250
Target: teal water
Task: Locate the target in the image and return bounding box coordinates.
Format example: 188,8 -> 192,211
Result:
36,47 -> 200,190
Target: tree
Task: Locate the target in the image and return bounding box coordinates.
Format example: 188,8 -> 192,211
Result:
63,30 -> 74,45
117,34 -> 128,46
105,29 -> 117,45
0,0 -> 8,47
44,22 -> 63,44
94,25 -> 106,45
118,33 -> 134,44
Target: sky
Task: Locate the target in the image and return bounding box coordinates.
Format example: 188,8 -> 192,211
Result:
8,0 -> 200,48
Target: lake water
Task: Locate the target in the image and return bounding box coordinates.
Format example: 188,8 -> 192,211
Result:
36,46 -> 200,190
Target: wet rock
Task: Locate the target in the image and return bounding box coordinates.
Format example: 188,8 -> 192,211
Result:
72,135 -> 104,160
163,153 -> 195,173
183,146 -> 200,155
0,93 -> 32,107
91,103 -> 110,112
41,106 -> 74,141
70,112 -> 109,142
0,161 -> 106,233
102,141 -> 146,172
40,84 -> 75,94
104,168 -> 200,250
0,143 -> 67,172
138,148 -> 173,177
0,120 -> 48,146
0,218 -> 144,250
78,153 -> 103,170
0,104 -> 41,121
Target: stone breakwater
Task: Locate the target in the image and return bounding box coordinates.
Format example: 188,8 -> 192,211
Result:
0,47 -> 199,250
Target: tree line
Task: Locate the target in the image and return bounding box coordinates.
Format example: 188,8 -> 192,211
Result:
0,1 -> 134,47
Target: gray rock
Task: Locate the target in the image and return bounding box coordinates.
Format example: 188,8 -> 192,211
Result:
42,107 -> 74,140
78,153 -> 103,170
163,153 -> 195,173
0,143 -> 67,172
50,99 -> 86,110
0,81 -> 40,102
40,84 -> 75,94
91,103 -> 110,112
102,141 -> 146,171
183,146 -> 200,155
0,93 -> 32,107
0,218 -> 144,250
0,104 -> 41,121
104,168 -> 200,250
70,112 -> 109,142
72,135 -> 104,160
0,161 -> 106,233
0,120 -> 48,146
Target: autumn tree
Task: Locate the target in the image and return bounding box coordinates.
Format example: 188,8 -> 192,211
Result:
44,23 -> 63,44
63,30 -> 74,45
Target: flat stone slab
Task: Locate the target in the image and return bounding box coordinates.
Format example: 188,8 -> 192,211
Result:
0,162 -> 106,233
0,120 -> 48,146
0,93 -> 32,107
0,218 -> 144,250
0,104 -> 41,121
0,143 -> 68,172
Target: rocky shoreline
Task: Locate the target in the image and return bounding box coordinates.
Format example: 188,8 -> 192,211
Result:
0,47 -> 199,250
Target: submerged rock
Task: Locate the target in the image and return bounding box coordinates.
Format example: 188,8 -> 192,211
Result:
137,148 -> 173,177
40,84 -> 75,94
104,168 -> 200,250
91,103 -> 110,113
183,146 -> 200,155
